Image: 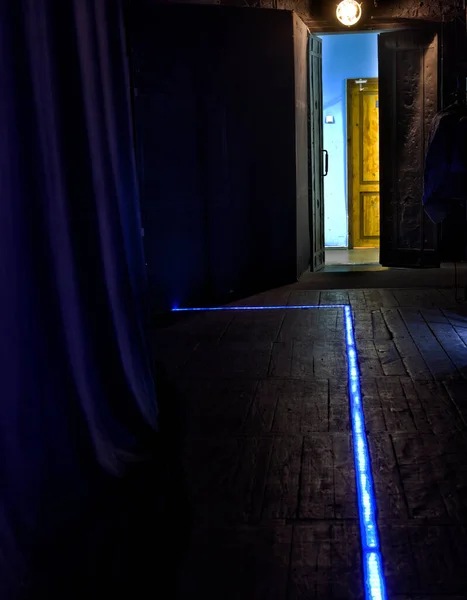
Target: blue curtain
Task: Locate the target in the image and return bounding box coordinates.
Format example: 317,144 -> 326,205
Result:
0,0 -> 159,595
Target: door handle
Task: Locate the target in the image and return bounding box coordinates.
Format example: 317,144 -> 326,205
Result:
323,149 -> 329,176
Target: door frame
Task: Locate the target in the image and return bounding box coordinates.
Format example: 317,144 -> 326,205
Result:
312,25 -> 446,265
346,76 -> 379,249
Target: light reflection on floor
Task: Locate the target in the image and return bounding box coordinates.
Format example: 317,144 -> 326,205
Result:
326,248 -> 380,266
172,303 -> 387,600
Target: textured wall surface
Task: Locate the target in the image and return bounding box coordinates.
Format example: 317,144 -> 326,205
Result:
153,0 -> 464,29
379,29 -> 440,267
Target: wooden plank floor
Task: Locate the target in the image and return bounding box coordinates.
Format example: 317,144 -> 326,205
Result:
154,288 -> 467,600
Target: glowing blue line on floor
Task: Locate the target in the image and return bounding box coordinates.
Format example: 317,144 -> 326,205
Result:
172,304 -> 345,311
343,305 -> 387,600
171,303 -> 387,600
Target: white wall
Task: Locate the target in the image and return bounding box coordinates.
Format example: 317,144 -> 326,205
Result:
321,33 -> 378,247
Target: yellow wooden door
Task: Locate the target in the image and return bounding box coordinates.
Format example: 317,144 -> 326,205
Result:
347,78 -> 380,248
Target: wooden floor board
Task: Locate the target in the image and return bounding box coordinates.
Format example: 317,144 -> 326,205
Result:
155,289 -> 467,599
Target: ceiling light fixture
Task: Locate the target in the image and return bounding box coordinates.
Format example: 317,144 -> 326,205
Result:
336,0 -> 363,26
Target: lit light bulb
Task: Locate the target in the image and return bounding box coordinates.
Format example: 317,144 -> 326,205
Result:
336,0 -> 362,26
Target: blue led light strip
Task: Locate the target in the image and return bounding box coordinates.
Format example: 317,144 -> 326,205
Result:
172,303 -> 387,600
172,304 -> 345,311
343,305 -> 387,600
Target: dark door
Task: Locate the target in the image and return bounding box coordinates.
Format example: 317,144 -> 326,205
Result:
129,5 -> 300,310
378,29 -> 440,267
294,14 -> 311,278
308,33 -> 325,271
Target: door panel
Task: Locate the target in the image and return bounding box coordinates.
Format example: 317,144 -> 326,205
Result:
294,14 -> 311,278
378,29 -> 440,267
348,78 -> 380,248
129,5 -> 300,309
308,34 -> 325,271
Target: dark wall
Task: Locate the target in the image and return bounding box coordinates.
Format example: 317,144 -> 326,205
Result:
129,5 -> 302,310
146,0 -> 465,31
148,0 -> 466,95
305,0 -> 464,30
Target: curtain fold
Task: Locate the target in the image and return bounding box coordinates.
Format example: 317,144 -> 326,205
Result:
0,0 -> 159,595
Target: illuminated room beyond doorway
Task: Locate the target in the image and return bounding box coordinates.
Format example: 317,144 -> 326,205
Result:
319,32 -> 381,266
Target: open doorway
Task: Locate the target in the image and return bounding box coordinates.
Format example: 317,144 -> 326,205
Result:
319,33 -> 381,267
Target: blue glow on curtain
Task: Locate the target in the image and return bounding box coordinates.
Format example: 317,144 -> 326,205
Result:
0,0 -> 159,595
172,303 -> 387,600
